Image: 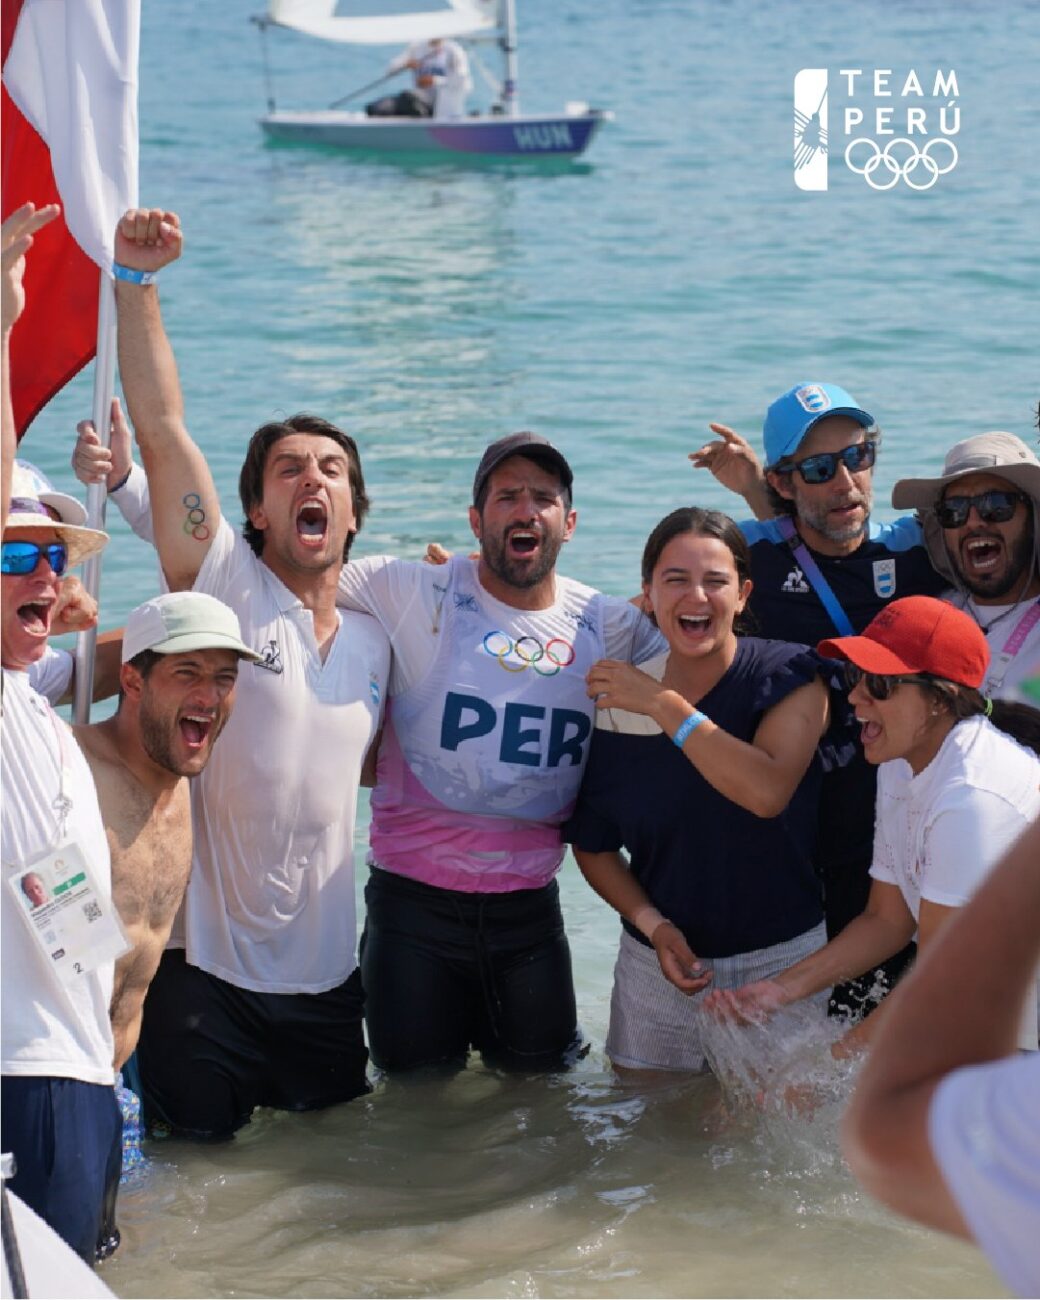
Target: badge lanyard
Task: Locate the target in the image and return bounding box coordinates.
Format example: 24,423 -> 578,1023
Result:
4,698 -> 129,983
776,516 -> 855,637
983,598 -> 1040,695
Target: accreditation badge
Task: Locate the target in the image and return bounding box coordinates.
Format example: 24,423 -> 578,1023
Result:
6,841 -> 130,982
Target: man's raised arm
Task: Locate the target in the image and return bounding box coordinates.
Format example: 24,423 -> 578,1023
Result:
114,208 -> 221,591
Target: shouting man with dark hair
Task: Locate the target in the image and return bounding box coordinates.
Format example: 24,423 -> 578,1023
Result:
334,431 -> 663,1075
103,208 -> 390,1141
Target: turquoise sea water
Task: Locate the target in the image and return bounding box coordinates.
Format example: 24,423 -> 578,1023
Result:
21,0 -> 1038,1295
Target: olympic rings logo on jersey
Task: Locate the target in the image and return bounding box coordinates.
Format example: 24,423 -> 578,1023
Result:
481,631 -> 576,676
844,137 -> 958,191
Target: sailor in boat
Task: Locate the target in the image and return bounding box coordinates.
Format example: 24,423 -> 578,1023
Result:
365,36 -> 472,119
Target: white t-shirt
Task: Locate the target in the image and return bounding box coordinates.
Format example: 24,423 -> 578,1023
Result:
1,669 -> 115,1084
387,39 -> 471,115
870,716 -> 1040,917
870,716 -> 1040,1049
929,1054 -> 1040,1297
27,644 -> 73,706
944,590 -> 1040,701
171,519 -> 390,994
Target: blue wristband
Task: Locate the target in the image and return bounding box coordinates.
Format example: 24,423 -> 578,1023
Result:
672,710 -> 707,748
112,262 -> 157,286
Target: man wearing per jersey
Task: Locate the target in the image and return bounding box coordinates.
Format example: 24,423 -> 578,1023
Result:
337,432 -> 663,1072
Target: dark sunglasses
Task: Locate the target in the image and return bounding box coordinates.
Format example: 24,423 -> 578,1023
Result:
844,662 -> 931,700
1,540 -> 69,577
935,489 -> 1025,530
778,440 -> 877,485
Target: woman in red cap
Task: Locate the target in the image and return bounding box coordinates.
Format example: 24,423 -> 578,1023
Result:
708,595 -> 1040,1054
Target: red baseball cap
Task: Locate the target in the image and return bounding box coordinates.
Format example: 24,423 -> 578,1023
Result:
817,596 -> 989,688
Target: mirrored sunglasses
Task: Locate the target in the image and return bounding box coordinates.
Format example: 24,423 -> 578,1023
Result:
935,489 -> 1025,530
780,440 -> 877,485
843,661 -> 931,700
1,540 -> 69,577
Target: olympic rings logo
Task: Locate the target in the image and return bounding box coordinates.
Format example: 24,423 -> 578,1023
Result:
844,137 -> 958,191
182,492 -> 210,542
481,631 -> 576,676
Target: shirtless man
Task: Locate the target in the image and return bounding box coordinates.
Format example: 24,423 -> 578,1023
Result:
74,590 -> 259,1068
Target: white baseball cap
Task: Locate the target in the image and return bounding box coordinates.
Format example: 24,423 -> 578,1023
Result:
121,592 -> 261,663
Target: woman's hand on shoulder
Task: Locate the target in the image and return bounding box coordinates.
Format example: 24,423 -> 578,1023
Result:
651,921 -> 712,996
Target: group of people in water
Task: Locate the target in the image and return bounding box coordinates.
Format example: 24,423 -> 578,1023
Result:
2,199 -> 1039,1293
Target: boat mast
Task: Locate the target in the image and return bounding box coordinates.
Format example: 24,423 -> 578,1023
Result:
499,0 -> 518,115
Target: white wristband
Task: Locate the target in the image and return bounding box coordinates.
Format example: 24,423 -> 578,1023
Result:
631,904 -> 668,941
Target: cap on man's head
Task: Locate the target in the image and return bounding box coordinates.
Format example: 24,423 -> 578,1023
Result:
472,432 -> 574,506
891,432 -> 1040,511
817,595 -> 988,689
4,460 -> 108,568
763,383 -> 875,468
121,592 -> 262,664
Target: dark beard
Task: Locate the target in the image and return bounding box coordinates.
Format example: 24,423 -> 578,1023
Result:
481,527 -> 564,590
138,697 -> 183,775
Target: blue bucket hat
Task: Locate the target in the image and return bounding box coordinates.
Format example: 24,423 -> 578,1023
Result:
763,383 -> 875,468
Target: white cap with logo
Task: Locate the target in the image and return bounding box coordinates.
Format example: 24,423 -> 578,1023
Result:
121,592 -> 261,664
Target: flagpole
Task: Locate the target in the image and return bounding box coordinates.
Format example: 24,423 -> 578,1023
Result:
72,270 -> 117,724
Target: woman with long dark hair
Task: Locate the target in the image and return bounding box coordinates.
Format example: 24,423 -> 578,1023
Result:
562,507 -> 831,1075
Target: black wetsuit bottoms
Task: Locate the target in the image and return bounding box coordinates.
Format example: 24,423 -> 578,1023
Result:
135,951 -> 369,1141
1,1075 -> 121,1263
365,91 -> 433,118
360,868 -> 583,1073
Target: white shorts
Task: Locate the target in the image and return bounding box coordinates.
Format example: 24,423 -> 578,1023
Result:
605,921 -> 828,1072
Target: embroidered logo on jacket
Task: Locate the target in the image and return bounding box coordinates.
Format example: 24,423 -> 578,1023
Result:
873,559 -> 896,599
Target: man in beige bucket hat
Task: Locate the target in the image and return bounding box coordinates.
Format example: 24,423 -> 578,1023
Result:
893,432 -> 1040,700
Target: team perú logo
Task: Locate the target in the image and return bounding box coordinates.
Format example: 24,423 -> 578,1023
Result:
795,67 -> 959,192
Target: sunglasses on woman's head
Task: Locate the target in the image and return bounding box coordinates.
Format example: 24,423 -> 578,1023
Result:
0,540 -> 69,576
934,489 -> 1025,530
778,440 -> 877,486
843,662 -> 932,700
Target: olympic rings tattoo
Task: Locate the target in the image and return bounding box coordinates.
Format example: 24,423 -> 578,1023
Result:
844,137 -> 958,191
481,631 -> 576,676
182,491 -> 210,542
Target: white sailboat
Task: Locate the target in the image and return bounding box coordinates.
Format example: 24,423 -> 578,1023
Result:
252,0 -> 611,159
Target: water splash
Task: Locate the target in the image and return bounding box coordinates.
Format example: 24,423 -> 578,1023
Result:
698,999 -> 866,1193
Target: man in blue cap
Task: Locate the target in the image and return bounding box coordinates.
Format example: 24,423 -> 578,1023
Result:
693,383 -> 944,1015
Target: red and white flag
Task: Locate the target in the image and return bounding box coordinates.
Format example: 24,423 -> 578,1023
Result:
1,0 -> 139,438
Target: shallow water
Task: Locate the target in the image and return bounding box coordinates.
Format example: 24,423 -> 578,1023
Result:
19,0 -> 1037,1294
102,891 -> 1006,1299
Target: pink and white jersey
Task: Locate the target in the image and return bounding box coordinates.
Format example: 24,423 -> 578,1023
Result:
338,556 -> 662,892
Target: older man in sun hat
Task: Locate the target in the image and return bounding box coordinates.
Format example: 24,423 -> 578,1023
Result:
5,457 -> 123,707
1,456 -> 123,1263
892,432 -> 1040,702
